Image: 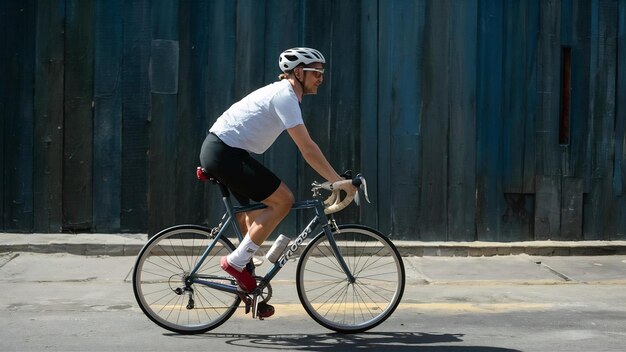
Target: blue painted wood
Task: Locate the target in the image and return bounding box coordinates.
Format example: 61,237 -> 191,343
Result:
501,0 -> 538,240
298,0 -> 335,234
448,0 -> 478,241
615,0 -> 626,198
121,0 -> 150,232
263,0 -> 303,237
325,0 -> 361,226
523,0 -> 539,194
148,0 -> 179,234
535,175 -> 561,240
420,0 -> 450,240
570,0 -> 592,184
557,0 -> 592,240
560,177 -> 583,240
33,0 -> 65,232
94,0 -> 122,232
476,0 -> 505,240
203,0 -> 237,228
534,0 -> 563,240
2,0 -> 35,231
503,0 -> 538,194
64,0 -> 94,231
0,0 -> 6,230
378,0 -> 425,239
584,0 -> 619,240
235,0 -> 266,101
536,0 -> 562,178
561,0 -> 573,46
359,0 -> 379,229
174,0 -> 203,226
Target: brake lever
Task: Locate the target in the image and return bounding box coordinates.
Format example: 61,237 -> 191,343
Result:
353,174 -> 371,205
360,176 -> 371,203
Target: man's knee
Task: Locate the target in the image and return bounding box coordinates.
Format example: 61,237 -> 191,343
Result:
276,187 -> 294,213
266,183 -> 294,214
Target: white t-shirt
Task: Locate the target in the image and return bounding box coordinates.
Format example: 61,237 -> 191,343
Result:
210,79 -> 303,154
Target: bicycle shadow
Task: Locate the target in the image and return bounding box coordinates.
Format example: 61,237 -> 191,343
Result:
167,331 -> 522,351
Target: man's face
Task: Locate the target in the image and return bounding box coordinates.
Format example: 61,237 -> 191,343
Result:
300,63 -> 324,95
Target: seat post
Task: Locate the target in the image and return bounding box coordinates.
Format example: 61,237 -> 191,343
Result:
216,182 -> 230,198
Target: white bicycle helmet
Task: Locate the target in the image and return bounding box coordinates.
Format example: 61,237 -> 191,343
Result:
279,47 -> 326,72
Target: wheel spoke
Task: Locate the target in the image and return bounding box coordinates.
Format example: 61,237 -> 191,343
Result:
133,227 -> 240,334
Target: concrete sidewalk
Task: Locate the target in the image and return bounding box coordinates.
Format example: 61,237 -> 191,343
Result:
2,232 -> 626,257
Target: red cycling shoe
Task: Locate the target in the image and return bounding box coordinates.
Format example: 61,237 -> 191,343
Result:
220,256 -> 257,292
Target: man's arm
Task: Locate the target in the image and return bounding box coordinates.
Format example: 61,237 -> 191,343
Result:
287,124 -> 343,183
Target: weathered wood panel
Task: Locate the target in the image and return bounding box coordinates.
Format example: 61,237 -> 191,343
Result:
560,177 -> 583,240
299,0 -> 333,221
263,0 -> 302,238
536,0 -> 562,178
174,0 -> 204,226
120,0 -> 150,233
419,0 -> 449,241
615,0 -> 626,200
148,0 -> 179,235
535,175 -> 561,239
94,0 -> 122,232
584,0 -> 619,239
570,0 -> 592,183
201,0 -> 236,229
378,0 -> 424,239
448,0 -> 478,241
326,0 -> 361,226
0,0 -> 6,230
476,0 -> 505,240
2,0 -> 35,231
610,0 -> 625,240
534,0 -> 563,240
63,0 -> 94,231
33,0 -> 65,232
501,1 -> 538,240
359,0 -> 379,229
503,0 -> 537,194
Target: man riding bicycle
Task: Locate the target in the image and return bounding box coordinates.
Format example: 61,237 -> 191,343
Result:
199,47 -> 356,317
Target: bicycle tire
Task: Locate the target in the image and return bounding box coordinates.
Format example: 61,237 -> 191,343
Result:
132,225 -> 240,334
296,224 -> 405,333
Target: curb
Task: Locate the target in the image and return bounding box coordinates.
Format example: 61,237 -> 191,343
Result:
393,241 -> 626,257
2,234 -> 626,257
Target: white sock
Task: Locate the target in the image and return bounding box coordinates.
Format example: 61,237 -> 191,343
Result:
226,235 -> 259,271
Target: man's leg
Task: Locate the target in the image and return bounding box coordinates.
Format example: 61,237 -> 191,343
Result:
227,182 -> 293,269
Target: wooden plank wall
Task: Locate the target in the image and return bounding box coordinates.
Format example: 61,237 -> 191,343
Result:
1,0 -> 625,241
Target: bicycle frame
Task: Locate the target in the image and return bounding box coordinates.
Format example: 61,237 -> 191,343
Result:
189,194 -> 356,295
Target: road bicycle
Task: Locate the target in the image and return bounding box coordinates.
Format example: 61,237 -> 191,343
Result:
132,168 -> 405,334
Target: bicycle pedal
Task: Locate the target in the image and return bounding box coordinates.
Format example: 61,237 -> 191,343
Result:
256,302 -> 275,320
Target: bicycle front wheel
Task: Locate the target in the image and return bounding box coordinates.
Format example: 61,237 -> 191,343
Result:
132,225 -> 240,334
296,225 -> 405,333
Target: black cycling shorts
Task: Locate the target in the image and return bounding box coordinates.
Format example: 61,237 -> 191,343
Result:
199,133 -> 281,204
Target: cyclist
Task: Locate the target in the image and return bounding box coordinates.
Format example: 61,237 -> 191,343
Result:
199,47 -> 355,311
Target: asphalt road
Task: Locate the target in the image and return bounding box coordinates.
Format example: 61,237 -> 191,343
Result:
1,252 -> 625,351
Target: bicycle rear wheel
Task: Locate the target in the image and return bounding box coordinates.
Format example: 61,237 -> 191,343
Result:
296,225 -> 405,333
132,225 -> 240,334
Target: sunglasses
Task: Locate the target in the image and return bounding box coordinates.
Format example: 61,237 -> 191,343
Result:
302,67 -> 325,77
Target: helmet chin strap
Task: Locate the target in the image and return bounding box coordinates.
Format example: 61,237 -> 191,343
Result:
294,70 -> 307,97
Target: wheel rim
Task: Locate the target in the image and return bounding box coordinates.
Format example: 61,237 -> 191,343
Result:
297,227 -> 405,331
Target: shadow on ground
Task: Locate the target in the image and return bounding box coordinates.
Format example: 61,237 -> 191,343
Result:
166,331 -> 521,351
